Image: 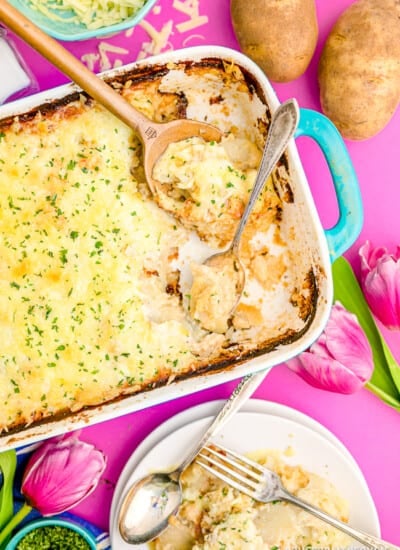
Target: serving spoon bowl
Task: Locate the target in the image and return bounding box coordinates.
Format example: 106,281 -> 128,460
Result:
0,0 -> 223,195
192,98 -> 300,331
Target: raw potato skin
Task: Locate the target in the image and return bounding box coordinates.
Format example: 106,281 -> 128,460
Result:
318,0 -> 400,141
230,0 -> 318,83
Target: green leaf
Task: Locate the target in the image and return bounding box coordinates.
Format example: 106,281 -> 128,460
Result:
0,449 -> 17,549
332,256 -> 400,409
366,381 -> 400,410
380,334 -> 400,392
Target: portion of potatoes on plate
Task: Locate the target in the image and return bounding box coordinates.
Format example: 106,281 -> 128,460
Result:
151,450 -> 352,549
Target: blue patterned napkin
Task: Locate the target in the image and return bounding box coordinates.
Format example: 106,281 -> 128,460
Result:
10,443 -> 111,549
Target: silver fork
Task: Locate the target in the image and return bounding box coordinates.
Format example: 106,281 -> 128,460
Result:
197,443 -> 400,550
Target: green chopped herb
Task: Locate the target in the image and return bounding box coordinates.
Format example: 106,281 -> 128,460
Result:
16,525 -> 91,550
59,248 -> 68,265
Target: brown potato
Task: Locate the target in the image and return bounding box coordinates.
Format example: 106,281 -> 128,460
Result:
230,0 -> 318,83
318,0 -> 400,141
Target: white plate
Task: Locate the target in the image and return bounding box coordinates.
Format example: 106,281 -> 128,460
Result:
110,400 -> 380,548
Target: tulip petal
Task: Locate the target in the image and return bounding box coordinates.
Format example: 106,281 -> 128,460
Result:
360,240 -> 386,274
324,304 -> 373,383
287,353 -> 365,394
359,241 -> 400,329
22,434 -> 106,515
286,302 -> 373,394
365,266 -> 400,329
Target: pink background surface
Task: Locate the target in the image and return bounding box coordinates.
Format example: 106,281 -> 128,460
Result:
5,0 -> 400,544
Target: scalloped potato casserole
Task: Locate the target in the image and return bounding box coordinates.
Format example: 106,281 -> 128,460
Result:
0,60 -> 318,435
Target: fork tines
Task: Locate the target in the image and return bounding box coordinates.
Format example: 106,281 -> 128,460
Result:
196,442 -> 264,500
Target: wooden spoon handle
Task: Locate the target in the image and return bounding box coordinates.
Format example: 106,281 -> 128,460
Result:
0,0 -> 153,138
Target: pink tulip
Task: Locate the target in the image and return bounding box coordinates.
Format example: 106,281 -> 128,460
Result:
21,433 -> 106,516
285,302 -> 373,394
359,240 -> 400,330
0,433 -> 106,546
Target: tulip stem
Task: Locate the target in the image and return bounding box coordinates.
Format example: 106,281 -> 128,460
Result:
0,501 -> 32,545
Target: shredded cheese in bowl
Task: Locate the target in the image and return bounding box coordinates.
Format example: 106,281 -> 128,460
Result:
29,0 -> 148,29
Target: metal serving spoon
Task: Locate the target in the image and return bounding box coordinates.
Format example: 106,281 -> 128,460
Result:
195,98 -> 299,328
118,369 -> 272,544
0,0 -> 222,195
118,99 -> 299,545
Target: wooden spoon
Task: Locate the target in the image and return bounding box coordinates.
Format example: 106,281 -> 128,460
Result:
0,0 -> 223,194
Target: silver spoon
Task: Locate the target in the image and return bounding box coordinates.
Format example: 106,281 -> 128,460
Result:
190,98 -> 300,333
0,0 -> 222,196
118,369 -> 270,544
118,98 -> 299,545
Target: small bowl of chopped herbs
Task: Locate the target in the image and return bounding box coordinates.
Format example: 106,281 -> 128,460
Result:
6,518 -> 97,550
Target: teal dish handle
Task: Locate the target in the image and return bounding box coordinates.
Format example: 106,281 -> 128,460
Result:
295,108 -> 363,262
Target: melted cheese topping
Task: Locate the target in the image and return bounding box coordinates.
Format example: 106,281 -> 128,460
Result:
0,64 -> 316,434
0,100 -> 198,430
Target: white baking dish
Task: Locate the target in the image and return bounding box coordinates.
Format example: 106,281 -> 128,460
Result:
0,46 -> 362,450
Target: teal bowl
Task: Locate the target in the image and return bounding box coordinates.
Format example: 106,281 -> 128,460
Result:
7,0 -> 158,41
5,517 -> 97,549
